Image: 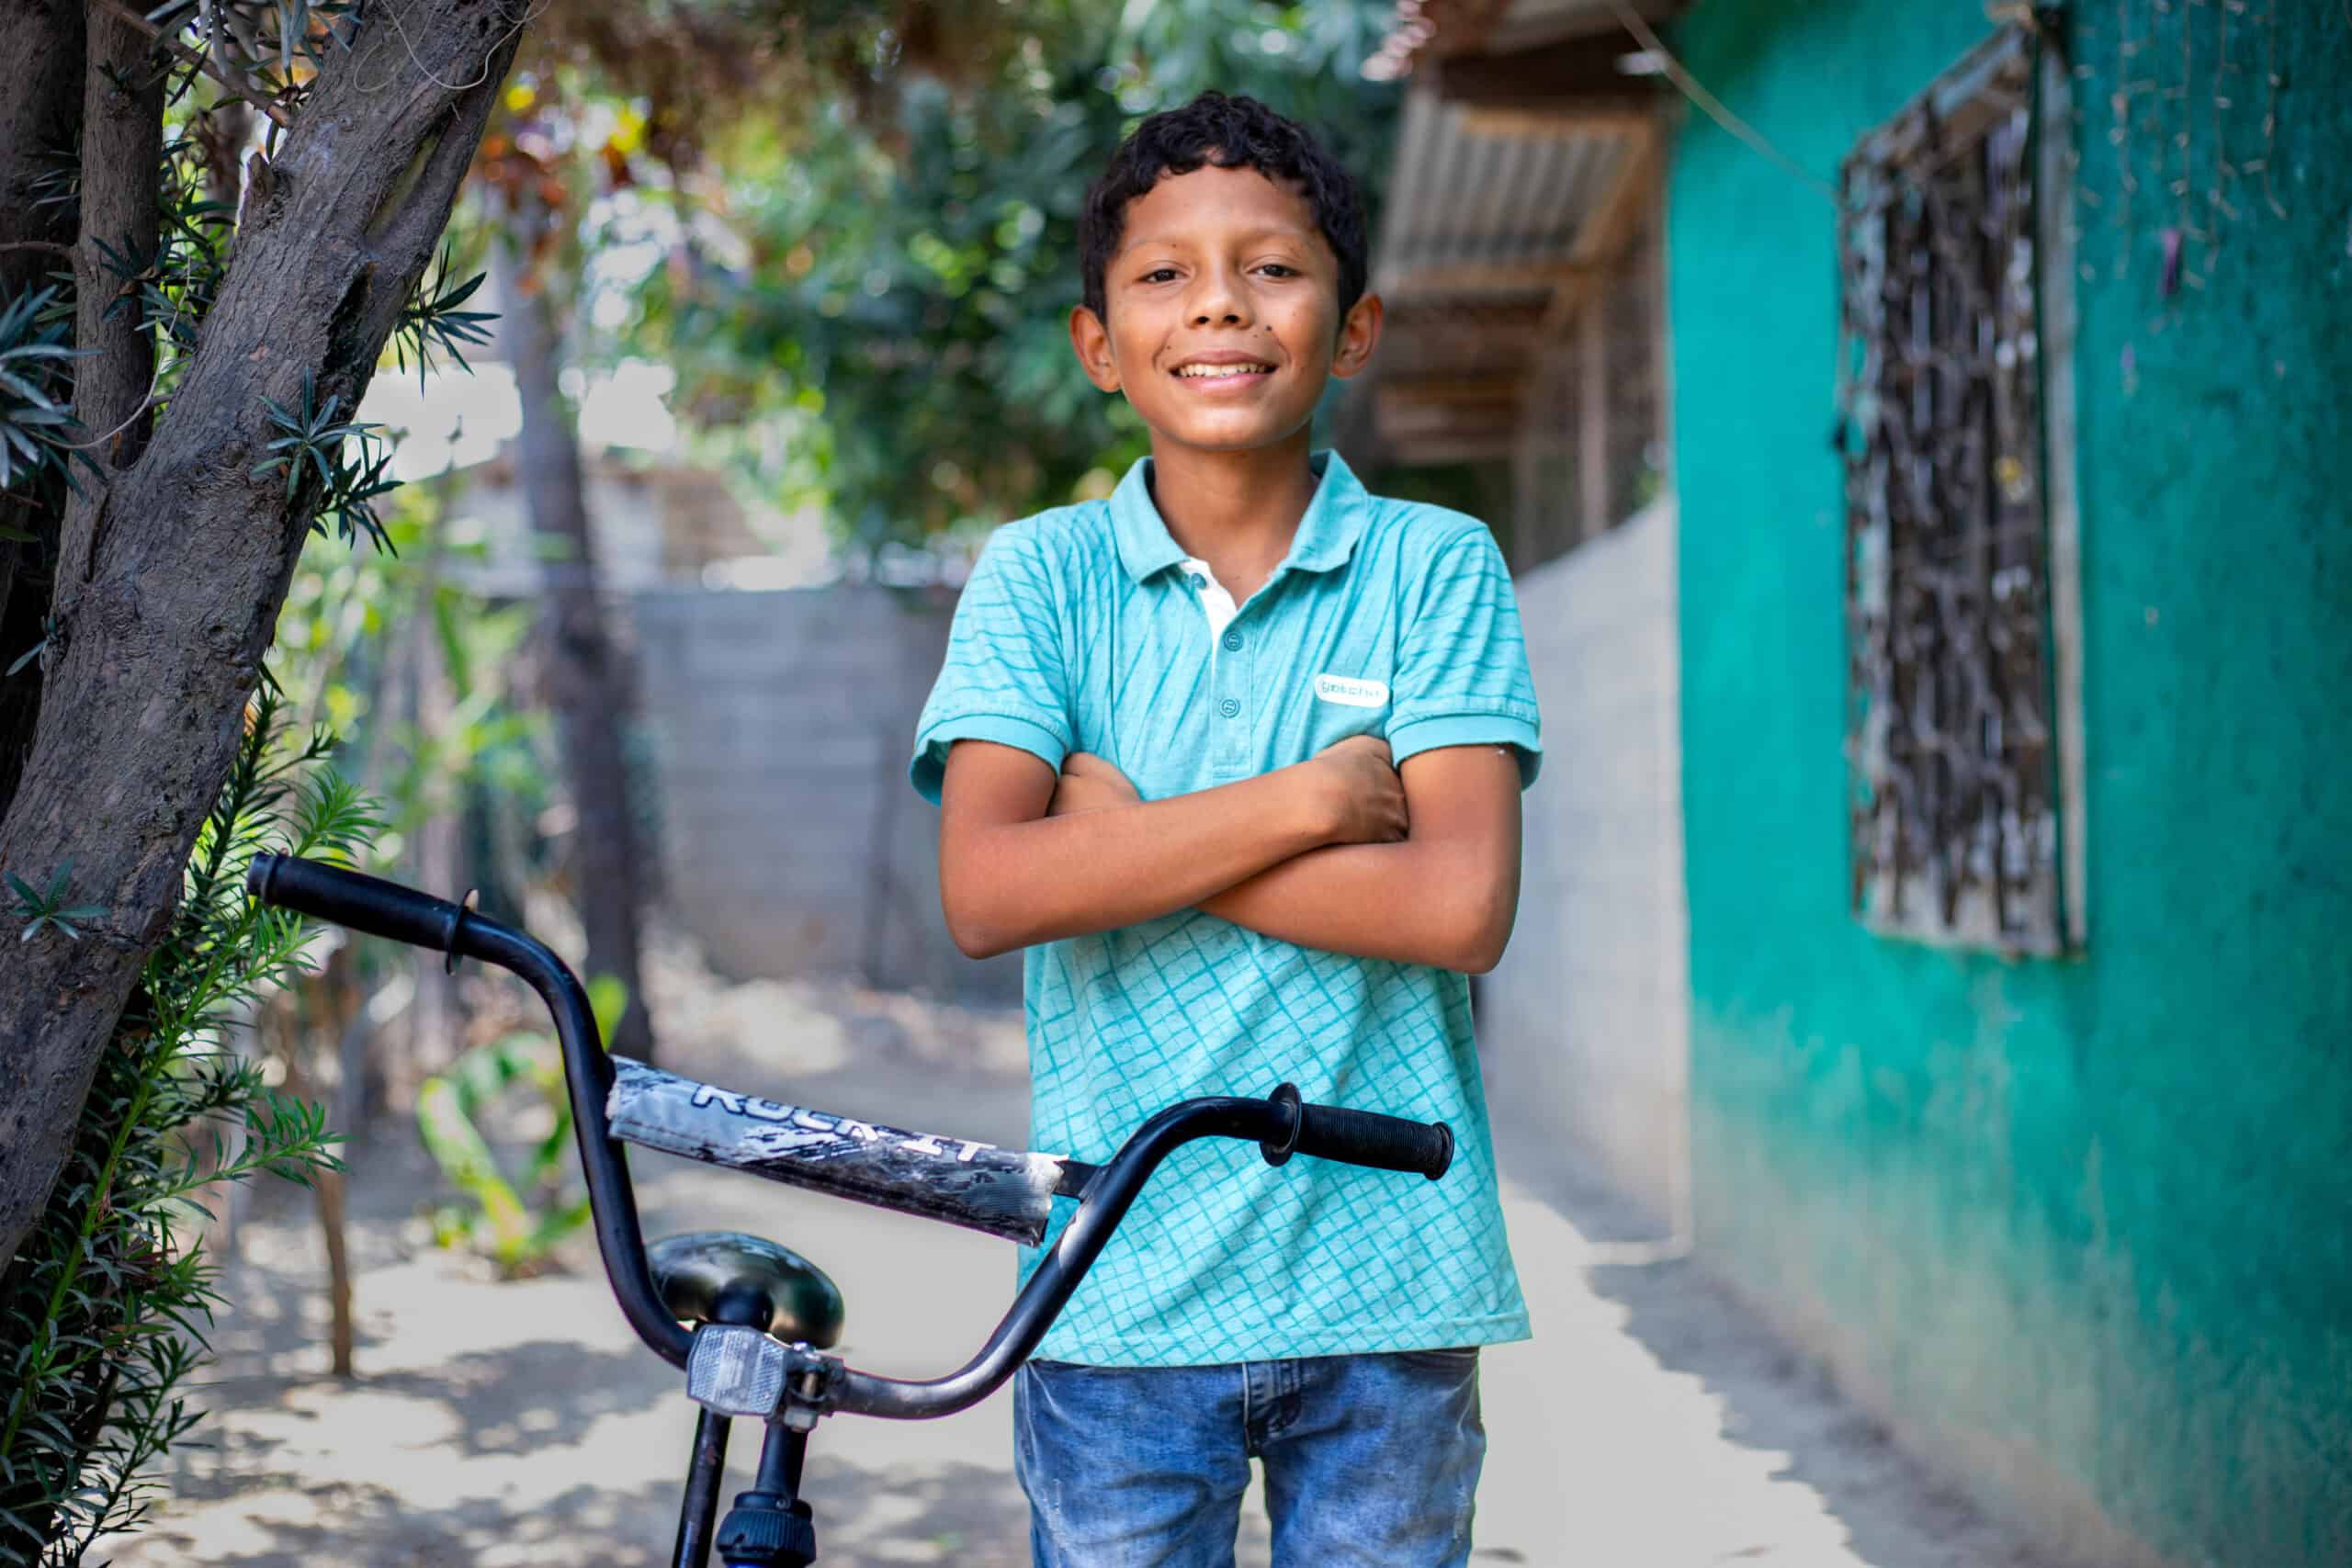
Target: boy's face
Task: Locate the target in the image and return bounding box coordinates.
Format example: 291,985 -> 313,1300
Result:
1069,164 -> 1381,458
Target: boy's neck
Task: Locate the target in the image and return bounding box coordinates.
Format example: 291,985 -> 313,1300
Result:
1143,428 -> 1320,596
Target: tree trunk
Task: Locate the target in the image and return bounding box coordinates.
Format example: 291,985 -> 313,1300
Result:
0,0 -> 530,1278
0,0 -> 83,305
60,5 -> 167,556
0,0 -> 88,822
491,220 -> 656,1061
277,960 -> 358,1380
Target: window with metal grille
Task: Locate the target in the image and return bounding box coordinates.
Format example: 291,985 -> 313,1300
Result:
1838,28 -> 2085,954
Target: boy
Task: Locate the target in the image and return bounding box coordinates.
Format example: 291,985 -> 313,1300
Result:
909,92 -> 1539,1566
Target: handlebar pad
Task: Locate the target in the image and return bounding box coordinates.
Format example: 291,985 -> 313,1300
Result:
1263,1085 -> 1453,1180
245,852 -> 467,954
606,1058 -> 1070,1247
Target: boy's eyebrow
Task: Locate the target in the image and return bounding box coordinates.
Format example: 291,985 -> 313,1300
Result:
1113,223 -> 1319,259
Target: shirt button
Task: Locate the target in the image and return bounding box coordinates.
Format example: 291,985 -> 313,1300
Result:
1189,573 -> 1206,590
1222,631 -> 1242,652
1218,698 -> 1241,718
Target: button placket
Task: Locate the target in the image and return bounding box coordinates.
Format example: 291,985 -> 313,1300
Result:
1178,557 -> 1252,777
1212,615 -> 1250,774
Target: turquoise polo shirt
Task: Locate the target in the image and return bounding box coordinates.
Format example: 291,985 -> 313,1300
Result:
910,450 -> 1539,1366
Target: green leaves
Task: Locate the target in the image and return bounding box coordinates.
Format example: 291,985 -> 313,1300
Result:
0,286 -> 93,497
7,859 -> 107,944
634,0 -> 1402,553
415,1016 -> 604,1276
391,243 -> 498,398
0,676 -> 359,1562
249,370 -> 400,552
252,370 -> 374,499
140,1 -> 368,96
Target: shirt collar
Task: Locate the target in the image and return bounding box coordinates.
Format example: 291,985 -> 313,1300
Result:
1108,450 -> 1374,584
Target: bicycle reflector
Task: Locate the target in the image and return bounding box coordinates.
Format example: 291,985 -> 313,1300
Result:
686,1325 -> 793,1420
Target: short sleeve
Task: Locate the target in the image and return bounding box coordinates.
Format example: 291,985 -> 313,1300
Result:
1385,526 -> 1544,788
909,526 -> 1073,805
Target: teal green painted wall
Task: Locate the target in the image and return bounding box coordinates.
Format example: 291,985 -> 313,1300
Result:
1666,3 -> 2352,1563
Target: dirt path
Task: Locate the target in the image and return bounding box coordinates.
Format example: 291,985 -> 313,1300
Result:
116,958 -> 2041,1567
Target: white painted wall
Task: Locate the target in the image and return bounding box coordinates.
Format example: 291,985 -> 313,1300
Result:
1481,498 -> 1690,1235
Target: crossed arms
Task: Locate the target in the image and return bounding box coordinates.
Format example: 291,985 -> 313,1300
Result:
935,736 -> 1523,974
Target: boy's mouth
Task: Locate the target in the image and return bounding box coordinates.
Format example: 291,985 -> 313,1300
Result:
1171,360 -> 1274,383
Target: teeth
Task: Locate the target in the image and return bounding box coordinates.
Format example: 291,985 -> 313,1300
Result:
1176,363 -> 1271,378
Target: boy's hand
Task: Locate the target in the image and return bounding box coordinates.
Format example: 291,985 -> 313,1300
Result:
1048,752 -> 1143,817
1304,734 -> 1408,845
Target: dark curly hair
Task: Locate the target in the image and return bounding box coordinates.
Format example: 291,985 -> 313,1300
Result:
1078,91 -> 1368,323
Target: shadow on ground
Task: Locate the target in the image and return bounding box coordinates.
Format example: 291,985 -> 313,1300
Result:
118,947 -> 2040,1568
1487,1101 -> 2042,1568
133,1459 -> 1034,1568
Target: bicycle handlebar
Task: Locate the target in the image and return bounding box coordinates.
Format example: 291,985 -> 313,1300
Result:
244,853 -> 1455,1422
1260,1081 -> 1453,1180
247,853 -> 695,1364
249,851 -> 479,957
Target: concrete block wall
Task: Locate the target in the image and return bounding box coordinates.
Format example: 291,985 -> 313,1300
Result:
1480,499 -> 1689,1234
628,585 -> 1020,1002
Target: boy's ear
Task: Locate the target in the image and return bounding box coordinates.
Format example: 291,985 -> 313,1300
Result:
1329,291 -> 1385,382
1069,305 -> 1124,393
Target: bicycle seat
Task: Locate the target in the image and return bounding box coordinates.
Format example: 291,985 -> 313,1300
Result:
649,1231 -> 845,1348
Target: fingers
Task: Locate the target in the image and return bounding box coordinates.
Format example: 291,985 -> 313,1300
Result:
1062,750 -> 1122,781
1048,769 -> 1140,818
1319,732 -> 1394,766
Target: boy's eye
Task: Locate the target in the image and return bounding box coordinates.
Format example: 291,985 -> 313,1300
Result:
1258,264 -> 1299,278
1139,267 -> 1181,285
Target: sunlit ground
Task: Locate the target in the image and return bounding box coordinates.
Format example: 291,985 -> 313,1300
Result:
116,942 -> 2038,1567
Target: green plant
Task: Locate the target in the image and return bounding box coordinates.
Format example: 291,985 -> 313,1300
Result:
249,369 -> 400,551
0,7 -> 513,1553
414,975 -> 625,1276
629,0 -> 1402,551
391,241 -> 500,396
0,286 -> 90,502
6,857 -> 107,942
0,684 -> 375,1563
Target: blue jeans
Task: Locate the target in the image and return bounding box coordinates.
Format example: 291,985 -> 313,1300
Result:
1013,1349 -> 1485,1567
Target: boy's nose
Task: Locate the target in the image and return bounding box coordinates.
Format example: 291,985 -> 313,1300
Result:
1187,270 -> 1251,326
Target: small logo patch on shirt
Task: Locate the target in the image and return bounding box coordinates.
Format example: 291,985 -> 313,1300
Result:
1312,673 -> 1389,708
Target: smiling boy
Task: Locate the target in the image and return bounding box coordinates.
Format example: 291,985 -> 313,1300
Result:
909,93 -> 1540,1565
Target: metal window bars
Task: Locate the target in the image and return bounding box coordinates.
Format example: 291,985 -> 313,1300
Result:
1838,28 -> 2067,954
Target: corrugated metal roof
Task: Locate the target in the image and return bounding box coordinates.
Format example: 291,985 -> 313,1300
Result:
1351,0 -> 1680,467
1363,0 -> 1675,80
1485,0 -> 1639,53
1357,80 -> 1658,464
1374,94 -> 1633,292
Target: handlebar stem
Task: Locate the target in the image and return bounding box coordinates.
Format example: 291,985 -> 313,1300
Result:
816,1095 -> 1283,1420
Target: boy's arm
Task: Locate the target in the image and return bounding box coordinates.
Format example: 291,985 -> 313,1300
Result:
1194,744 -> 1523,973
1195,519 -> 1538,974
1046,744 -> 1522,971
935,738 -> 1402,959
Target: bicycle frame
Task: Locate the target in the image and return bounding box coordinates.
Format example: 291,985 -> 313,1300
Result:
244,852 -> 1452,1566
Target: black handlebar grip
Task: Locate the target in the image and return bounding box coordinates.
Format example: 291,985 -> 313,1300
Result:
1260,1084 -> 1453,1180
245,852 -> 468,956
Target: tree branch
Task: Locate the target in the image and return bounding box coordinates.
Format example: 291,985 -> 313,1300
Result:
0,0 -> 530,1278
0,0 -> 83,824
54,5 -> 165,599
90,0 -> 294,130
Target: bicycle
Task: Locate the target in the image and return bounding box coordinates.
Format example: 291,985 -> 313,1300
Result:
244,853 -> 1457,1568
